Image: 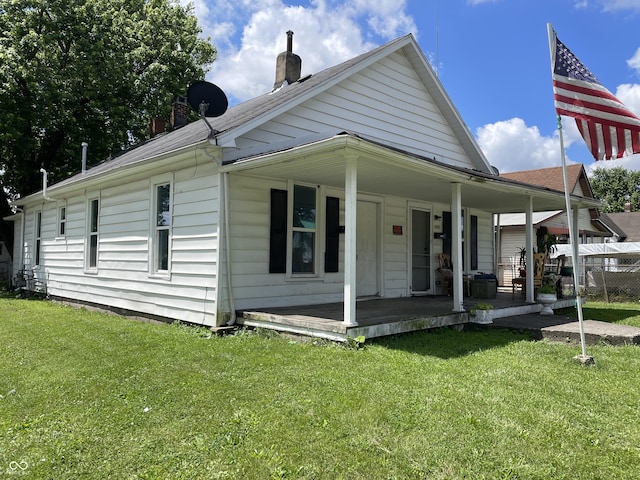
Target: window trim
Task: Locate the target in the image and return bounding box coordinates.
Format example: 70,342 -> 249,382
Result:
35,210 -> 42,267
286,181 -> 322,280
149,176 -> 173,278
85,197 -> 100,272
58,203 -> 67,237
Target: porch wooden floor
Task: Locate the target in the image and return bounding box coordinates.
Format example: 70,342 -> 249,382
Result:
237,291 -> 576,342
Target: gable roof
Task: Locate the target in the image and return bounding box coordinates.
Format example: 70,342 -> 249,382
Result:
51,34 -> 493,190
207,34 -> 493,173
500,164 -> 592,197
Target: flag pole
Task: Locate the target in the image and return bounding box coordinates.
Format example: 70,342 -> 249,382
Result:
547,23 -> 593,365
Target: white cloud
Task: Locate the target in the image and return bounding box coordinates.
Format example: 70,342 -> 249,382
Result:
475,118 -> 573,173
599,0 -> 640,11
193,0 -> 416,104
466,0 -> 499,5
615,84 -> 640,115
627,47 -> 640,74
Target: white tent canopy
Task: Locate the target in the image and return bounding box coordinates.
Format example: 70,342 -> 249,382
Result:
551,242 -> 640,258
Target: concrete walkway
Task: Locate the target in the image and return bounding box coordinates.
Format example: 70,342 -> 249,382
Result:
489,314 -> 640,346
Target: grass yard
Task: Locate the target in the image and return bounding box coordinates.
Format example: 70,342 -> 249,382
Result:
563,300 -> 640,328
1,297 -> 639,479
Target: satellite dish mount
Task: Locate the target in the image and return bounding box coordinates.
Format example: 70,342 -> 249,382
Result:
186,81 -> 229,136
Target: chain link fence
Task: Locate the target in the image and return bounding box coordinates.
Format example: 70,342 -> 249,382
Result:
497,254 -> 640,302
584,256 -> 640,302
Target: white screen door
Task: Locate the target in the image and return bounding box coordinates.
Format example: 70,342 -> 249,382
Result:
411,209 -> 431,293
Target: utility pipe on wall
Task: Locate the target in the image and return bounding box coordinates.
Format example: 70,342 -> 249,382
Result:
39,168 -> 56,202
81,142 -> 88,174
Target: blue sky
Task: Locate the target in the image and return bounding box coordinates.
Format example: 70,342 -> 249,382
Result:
187,0 -> 640,174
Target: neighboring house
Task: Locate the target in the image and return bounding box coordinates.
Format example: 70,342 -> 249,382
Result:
0,240 -> 11,285
8,34 -> 599,331
497,164 -> 609,285
599,209 -> 640,242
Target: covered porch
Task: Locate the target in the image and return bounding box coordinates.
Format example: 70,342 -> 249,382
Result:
221,134 -> 598,331
237,292 -> 578,342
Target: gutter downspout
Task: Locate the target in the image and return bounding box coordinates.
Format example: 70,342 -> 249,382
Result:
222,171 -> 236,325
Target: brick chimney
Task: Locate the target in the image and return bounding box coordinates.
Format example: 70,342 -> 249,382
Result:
170,96 -> 189,129
150,117 -> 166,138
273,30 -> 302,90
625,201 -> 632,212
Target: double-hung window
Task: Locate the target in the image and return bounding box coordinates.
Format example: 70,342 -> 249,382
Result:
87,198 -> 99,270
291,184 -> 317,274
153,183 -> 172,274
35,211 -> 42,266
58,206 -> 66,237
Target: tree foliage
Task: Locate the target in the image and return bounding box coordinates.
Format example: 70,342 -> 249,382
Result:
0,0 -> 216,198
590,166 -> 640,212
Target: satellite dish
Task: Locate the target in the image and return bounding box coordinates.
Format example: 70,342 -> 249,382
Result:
187,81 -> 228,118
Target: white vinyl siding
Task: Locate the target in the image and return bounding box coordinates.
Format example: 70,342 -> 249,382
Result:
24,160 -> 221,326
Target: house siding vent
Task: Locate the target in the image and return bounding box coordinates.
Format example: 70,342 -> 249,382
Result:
273,30 -> 302,90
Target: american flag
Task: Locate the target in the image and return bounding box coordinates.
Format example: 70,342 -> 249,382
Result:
552,34 -> 640,160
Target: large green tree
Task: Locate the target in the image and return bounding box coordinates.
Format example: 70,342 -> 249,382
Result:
590,166 -> 640,212
0,0 -> 216,199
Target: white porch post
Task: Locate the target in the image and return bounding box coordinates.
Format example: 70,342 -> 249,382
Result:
344,155 -> 358,326
451,183 -> 464,311
525,197 -> 534,303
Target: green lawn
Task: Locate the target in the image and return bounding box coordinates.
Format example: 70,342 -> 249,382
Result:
1,297 -> 639,479
565,300 -> 640,328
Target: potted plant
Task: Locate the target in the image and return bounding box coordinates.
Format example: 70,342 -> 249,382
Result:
517,246 -> 526,277
470,302 -> 494,324
536,284 -> 557,316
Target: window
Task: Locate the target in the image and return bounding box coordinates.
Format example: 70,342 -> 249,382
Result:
59,206 -> 66,236
35,211 -> 42,266
291,185 -> 316,274
87,198 -> 99,269
270,187 -> 338,276
154,183 -> 171,273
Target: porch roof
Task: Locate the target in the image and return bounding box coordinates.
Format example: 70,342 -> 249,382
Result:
220,132 -> 601,214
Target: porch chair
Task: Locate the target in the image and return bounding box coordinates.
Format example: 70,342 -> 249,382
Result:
533,252 -> 546,293
437,253 -> 453,296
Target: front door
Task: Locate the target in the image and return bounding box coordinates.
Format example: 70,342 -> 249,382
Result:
356,200 -> 379,297
411,209 -> 431,294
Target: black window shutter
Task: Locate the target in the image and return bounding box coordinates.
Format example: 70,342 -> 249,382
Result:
269,189 -> 287,273
471,215 -> 478,270
325,196 -> 339,272
443,211 -> 452,257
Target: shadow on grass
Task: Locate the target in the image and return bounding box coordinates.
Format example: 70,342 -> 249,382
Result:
370,325 -> 534,359
556,306 -> 640,324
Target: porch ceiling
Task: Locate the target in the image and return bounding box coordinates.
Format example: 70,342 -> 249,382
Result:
222,134 -> 600,214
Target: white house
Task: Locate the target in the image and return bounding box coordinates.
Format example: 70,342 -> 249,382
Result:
9,34 -> 599,336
